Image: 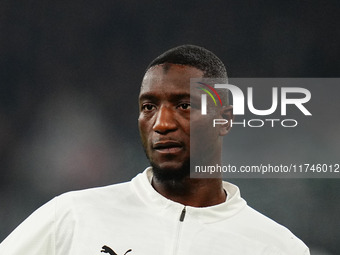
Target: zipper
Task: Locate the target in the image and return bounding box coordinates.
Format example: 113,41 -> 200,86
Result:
173,206 -> 186,255
179,207 -> 186,222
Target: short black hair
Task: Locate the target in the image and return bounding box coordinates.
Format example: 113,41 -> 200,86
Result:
146,45 -> 227,78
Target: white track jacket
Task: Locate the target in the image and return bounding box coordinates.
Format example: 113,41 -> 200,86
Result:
0,168 -> 310,255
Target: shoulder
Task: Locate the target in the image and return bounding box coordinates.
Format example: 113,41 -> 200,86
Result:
234,202 -> 309,254
222,181 -> 309,254
55,181 -> 134,211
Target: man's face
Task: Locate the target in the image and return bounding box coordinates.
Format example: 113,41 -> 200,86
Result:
138,64 -> 205,177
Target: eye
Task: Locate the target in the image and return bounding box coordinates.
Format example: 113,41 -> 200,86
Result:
141,103 -> 156,111
178,103 -> 191,110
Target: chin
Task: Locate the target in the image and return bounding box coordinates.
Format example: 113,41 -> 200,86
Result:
151,161 -> 190,182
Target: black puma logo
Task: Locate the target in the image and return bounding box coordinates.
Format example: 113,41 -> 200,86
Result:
101,245 -> 132,255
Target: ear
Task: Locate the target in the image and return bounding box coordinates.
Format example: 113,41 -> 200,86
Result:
219,105 -> 233,136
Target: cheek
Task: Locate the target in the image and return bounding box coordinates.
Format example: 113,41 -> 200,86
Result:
181,120 -> 191,135
190,116 -> 219,147
191,115 -> 214,132
138,117 -> 152,143
138,118 -> 146,136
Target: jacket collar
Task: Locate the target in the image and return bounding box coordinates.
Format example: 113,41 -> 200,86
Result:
131,167 -> 247,224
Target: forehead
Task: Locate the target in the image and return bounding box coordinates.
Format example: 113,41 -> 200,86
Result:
140,64 -> 204,96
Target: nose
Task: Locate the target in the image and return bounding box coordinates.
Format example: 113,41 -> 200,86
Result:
153,105 -> 177,134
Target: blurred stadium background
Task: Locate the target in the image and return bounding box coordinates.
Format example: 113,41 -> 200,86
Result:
0,1 -> 339,254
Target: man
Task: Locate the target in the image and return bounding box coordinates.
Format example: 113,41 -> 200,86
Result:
0,45 -> 309,255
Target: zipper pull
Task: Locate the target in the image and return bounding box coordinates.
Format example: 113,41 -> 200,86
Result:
179,207 -> 186,222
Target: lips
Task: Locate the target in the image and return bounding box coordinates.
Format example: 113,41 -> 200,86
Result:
153,141 -> 183,154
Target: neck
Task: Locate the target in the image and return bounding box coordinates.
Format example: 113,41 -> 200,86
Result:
151,175 -> 226,207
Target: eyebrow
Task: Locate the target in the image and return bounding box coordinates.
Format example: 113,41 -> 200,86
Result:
139,93 -> 158,102
139,92 -> 191,103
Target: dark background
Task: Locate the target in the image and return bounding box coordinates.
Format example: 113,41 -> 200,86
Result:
0,1 -> 339,254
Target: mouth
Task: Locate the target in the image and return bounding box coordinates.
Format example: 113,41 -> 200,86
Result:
153,141 -> 183,154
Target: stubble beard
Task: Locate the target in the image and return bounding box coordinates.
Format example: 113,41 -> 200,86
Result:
142,147 -> 190,183
150,159 -> 191,183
